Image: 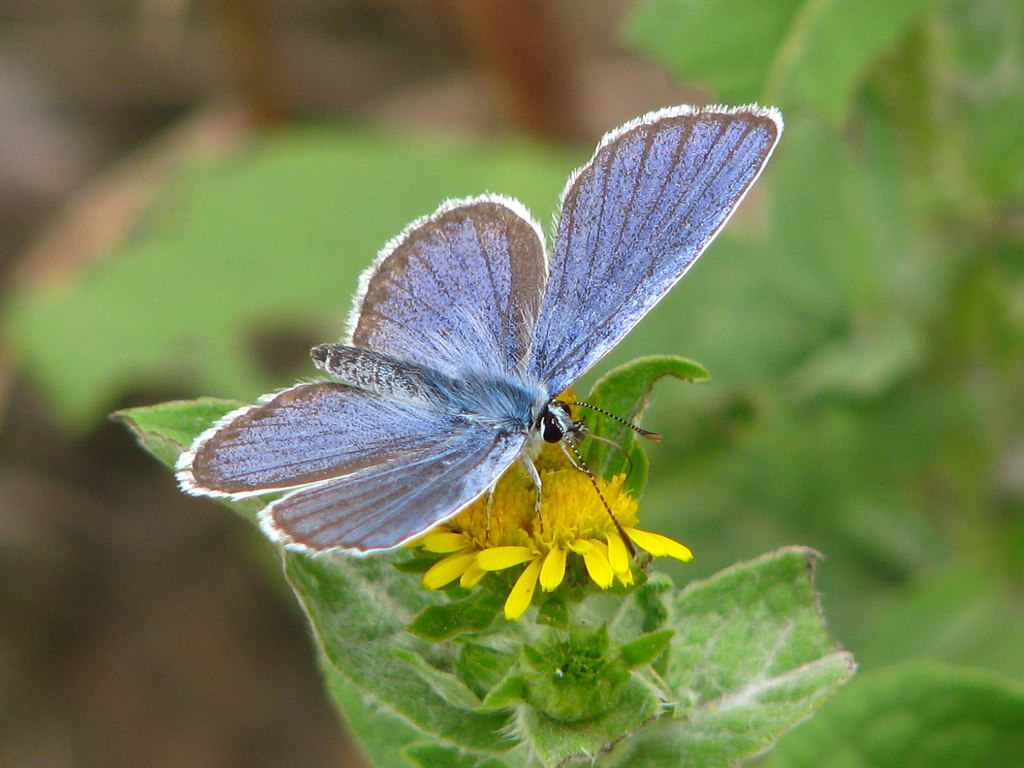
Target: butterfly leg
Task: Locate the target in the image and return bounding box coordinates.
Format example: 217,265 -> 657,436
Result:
483,482 -> 498,543
519,455 -> 545,534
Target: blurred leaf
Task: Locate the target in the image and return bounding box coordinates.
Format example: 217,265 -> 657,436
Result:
769,116 -> 910,328
619,629 -> 674,668
772,0 -> 937,121
791,316 -> 925,399
942,0 -> 1024,201
764,662 -> 1024,767
626,0 -> 936,121
6,126 -> 573,429
851,567 -> 1024,679
626,0 -> 803,104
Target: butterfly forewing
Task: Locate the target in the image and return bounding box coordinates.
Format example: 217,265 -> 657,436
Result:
348,196 -> 547,377
528,105 -> 782,393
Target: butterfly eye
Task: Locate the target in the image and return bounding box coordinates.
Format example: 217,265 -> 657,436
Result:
541,411 -> 564,443
539,401 -> 573,443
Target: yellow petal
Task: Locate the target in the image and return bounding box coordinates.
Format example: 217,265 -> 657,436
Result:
576,538 -> 614,589
421,551 -> 476,590
567,538 -> 593,555
459,561 -> 487,588
539,546 -> 568,591
504,557 -> 543,620
477,546 -> 536,571
625,528 -> 694,562
420,531 -> 471,553
606,531 -> 631,574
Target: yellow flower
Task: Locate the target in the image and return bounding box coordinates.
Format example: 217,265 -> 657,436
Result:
416,441 -> 693,621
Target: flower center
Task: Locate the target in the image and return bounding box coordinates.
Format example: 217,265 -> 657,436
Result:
443,442 -> 639,552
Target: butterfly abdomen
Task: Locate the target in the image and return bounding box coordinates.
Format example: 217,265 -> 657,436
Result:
313,342 -> 542,435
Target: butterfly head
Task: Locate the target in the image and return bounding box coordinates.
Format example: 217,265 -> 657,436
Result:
535,399 -> 585,445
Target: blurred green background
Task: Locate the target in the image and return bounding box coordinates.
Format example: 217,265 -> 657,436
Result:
1,1 -> 1022,766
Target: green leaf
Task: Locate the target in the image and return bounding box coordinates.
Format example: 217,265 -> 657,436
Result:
407,589 -> 503,641
536,596 -> 570,630
770,0 -> 936,121
620,630 -> 674,668
393,555 -> 441,575
849,566 -> 1024,679
604,548 -> 855,768
285,553 -> 516,753
403,743 -> 515,768
666,547 -> 853,695
614,572 -> 674,637
6,126 -> 573,429
626,0 -> 936,121
393,649 -> 483,711
769,117 -> 909,327
764,662 -> 1024,767
112,398 -> 243,468
522,675 -> 663,768
457,642 -> 519,701
941,0 -> 1024,201
582,355 -> 709,496
320,661 -> 426,768
480,675 -> 529,712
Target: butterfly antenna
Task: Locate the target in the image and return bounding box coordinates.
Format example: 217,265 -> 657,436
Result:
567,402 -> 662,441
561,440 -> 637,558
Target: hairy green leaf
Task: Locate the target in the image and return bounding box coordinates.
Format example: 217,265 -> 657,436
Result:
603,548 -> 855,768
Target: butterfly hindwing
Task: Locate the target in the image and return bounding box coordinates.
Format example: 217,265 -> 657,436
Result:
178,380 -> 527,553
261,426 -> 524,553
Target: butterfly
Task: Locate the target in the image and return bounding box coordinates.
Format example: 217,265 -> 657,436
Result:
176,104 -> 783,555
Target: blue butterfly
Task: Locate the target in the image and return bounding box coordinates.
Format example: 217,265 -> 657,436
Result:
177,105 -> 782,555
